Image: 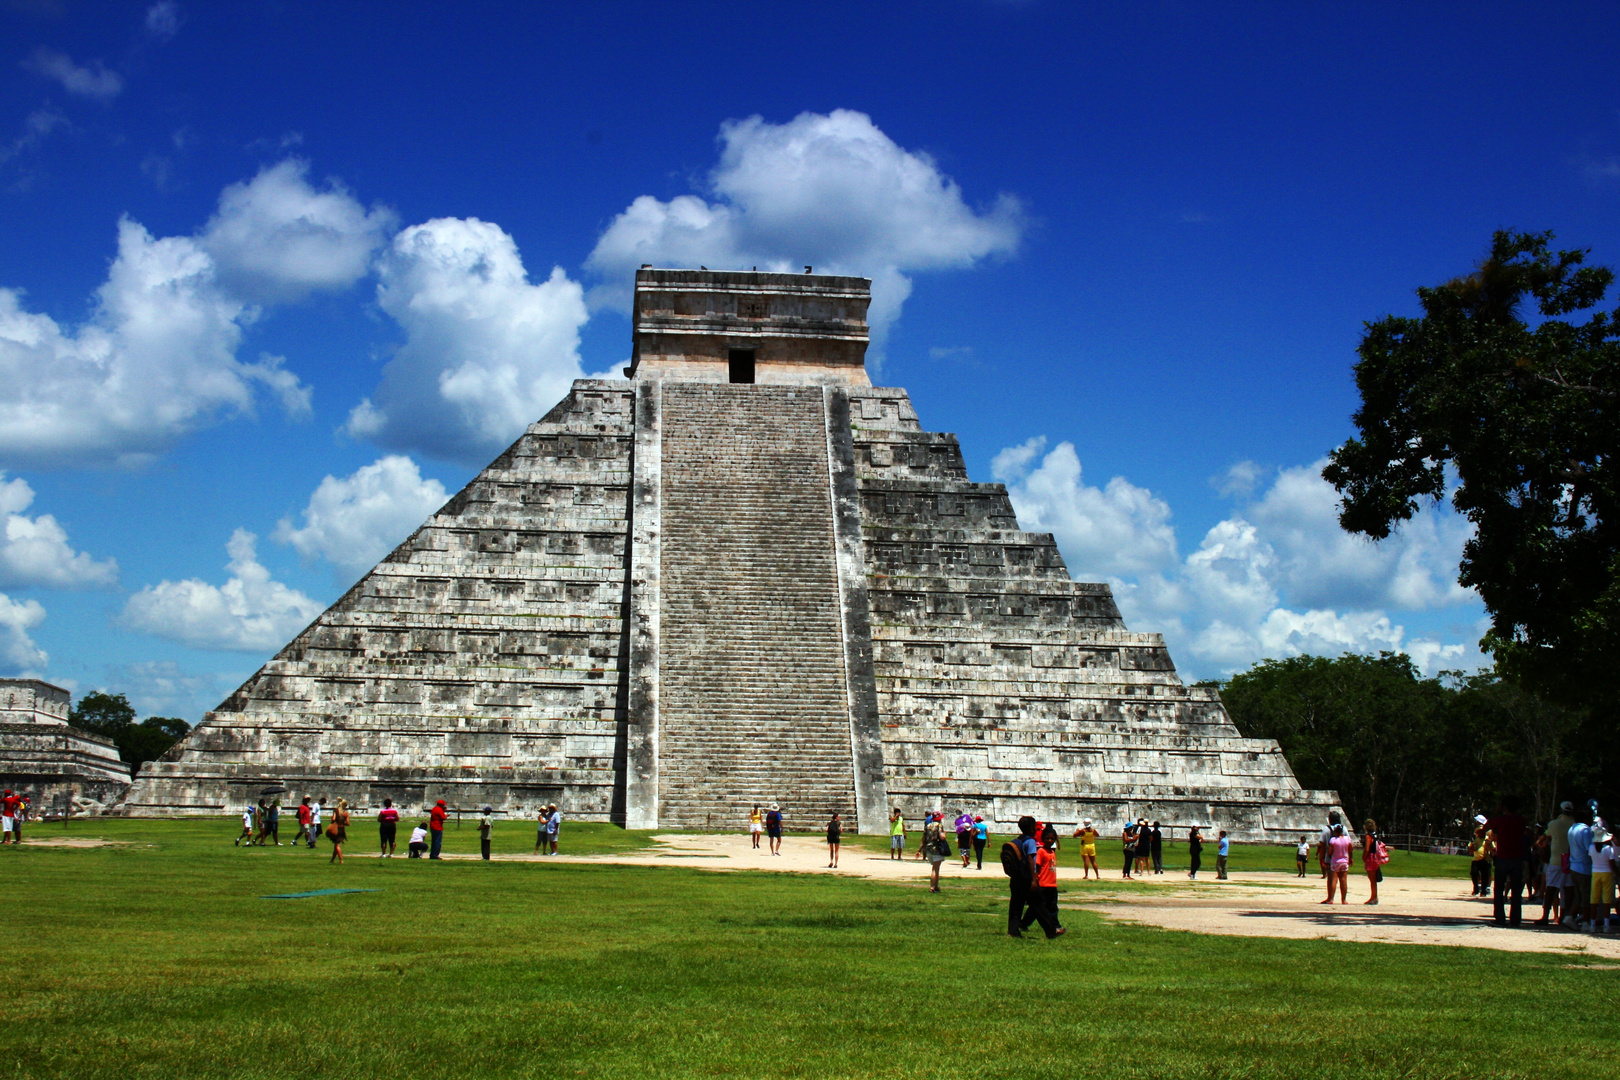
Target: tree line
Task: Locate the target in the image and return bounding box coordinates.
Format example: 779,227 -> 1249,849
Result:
69,692 -> 191,774
1213,653 -> 1611,835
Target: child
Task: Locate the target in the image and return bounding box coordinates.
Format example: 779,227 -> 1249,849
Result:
235,804 -> 254,846
408,822 -> 429,858
1296,835 -> 1311,877
1589,825 -> 1615,935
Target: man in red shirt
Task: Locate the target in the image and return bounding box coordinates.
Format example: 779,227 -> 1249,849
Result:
1483,794 -> 1529,927
429,799 -> 448,859
1,790 -> 19,845
295,798 -> 313,848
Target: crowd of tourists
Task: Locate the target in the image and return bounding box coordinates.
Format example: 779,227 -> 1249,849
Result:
1462,795 -> 1615,933
232,797 -> 564,864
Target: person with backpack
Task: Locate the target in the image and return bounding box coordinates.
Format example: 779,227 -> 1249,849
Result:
919,812 -> 949,892
765,804 -> 784,855
1020,826 -> 1067,936
1003,816 -> 1060,938
1361,818 -> 1388,906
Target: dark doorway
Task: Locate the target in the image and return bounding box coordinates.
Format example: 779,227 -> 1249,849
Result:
728,349 -> 756,384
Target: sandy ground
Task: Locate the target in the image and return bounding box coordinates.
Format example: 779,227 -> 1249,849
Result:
408,833 -> 1619,959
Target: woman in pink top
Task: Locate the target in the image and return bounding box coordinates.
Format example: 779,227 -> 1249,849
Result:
1320,823 -> 1353,905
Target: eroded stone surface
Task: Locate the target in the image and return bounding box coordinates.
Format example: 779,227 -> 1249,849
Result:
0,679 -> 131,815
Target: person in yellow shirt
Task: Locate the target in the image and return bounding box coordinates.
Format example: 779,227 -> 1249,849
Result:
1071,819 -> 1101,879
888,807 -> 906,861
1469,819 -> 1495,897
748,805 -> 764,850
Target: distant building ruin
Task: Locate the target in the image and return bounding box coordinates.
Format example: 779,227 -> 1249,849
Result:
0,678 -> 131,815
128,269 -> 1338,837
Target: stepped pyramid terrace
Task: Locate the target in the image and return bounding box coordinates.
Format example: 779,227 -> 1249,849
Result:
1,678 -> 132,816
127,268 -> 1339,837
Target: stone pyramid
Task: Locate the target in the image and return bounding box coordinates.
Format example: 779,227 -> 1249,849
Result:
128,269 -> 1338,837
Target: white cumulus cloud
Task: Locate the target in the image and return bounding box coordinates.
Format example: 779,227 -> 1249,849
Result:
996,437 -> 1484,678
0,591 -> 47,673
274,454 -> 447,576
997,437 -> 1179,579
22,47 -> 123,103
121,529 -> 323,652
0,472 -> 117,588
0,215 -> 313,468
199,159 -> 396,302
345,217 -> 592,464
584,109 -> 1022,348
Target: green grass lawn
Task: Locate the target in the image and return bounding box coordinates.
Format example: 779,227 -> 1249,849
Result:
1,819 -> 1596,1080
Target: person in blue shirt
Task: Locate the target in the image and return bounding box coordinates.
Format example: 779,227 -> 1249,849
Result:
1216,830 -> 1231,880
1565,813 -> 1594,929
972,815 -> 989,869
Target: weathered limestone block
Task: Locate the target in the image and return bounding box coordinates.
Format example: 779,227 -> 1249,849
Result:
0,679 -> 132,815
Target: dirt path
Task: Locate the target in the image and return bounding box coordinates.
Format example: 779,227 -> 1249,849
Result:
437,833 -> 1618,959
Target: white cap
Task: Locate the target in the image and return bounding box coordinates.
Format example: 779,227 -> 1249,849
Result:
1474,814 -> 1488,825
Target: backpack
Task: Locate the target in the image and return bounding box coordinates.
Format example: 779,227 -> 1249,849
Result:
1000,839 -> 1031,883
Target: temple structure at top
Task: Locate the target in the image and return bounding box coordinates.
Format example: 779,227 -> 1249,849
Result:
126,268 -> 1339,837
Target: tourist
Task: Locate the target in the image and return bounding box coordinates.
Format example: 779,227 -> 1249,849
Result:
296,797 -> 313,849
1,789 -> 17,844
545,804 -> 562,854
1007,816 -> 1060,938
1468,817 -> 1495,897
408,821 -> 429,858
1120,821 -> 1136,879
235,803 -> 254,846
1316,810 -> 1344,878
478,807 -> 494,860
1072,819 -> 1100,879
1565,810 -> 1593,930
533,807 -> 548,854
972,815 -> 988,869
889,807 -> 905,861
1361,818 -> 1386,907
920,812 -> 948,892
1483,796 -> 1527,926
1296,835 -> 1311,877
1150,821 -> 1164,874
253,799 -> 269,845
429,799 -> 448,859
328,798 -> 349,864
1216,830 -> 1231,880
267,800 -> 281,845
374,798 -> 397,857
1529,822 -> 1549,904
1134,818 -> 1152,876
749,804 -> 764,850
1540,800 -> 1577,925
1020,827 -> 1066,937
1588,823 -> 1614,934
311,799 -> 326,849
955,809 -> 975,868
1188,824 -> 1204,879
1320,823 -> 1351,905
766,803 -> 783,855
826,811 -> 842,868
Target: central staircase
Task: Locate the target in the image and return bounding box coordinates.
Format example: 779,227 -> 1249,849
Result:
657,384 -> 858,830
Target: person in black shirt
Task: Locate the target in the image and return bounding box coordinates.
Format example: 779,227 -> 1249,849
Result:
1150,821 -> 1164,874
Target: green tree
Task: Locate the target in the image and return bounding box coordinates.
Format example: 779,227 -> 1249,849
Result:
69,692 -> 191,773
1322,229 -> 1620,700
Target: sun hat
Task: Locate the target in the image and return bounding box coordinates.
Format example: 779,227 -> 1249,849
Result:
1082,818 -> 1092,825
1474,814 -> 1488,825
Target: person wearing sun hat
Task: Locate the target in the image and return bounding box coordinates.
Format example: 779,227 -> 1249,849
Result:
1588,822 -> 1615,934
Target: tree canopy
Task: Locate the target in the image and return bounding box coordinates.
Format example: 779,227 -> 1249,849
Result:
1323,230 -> 1620,701
69,691 -> 191,774
1219,653 -> 1594,831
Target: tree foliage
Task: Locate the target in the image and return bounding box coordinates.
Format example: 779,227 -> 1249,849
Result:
1219,653 -> 1595,832
69,691 -> 192,773
1323,230 -> 1620,701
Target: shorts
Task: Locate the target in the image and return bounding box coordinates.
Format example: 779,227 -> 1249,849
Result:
767,829 -> 782,839
1,817 -> 12,832
1082,845 -> 1096,858
1545,865 -> 1568,889
1592,872 -> 1615,906
890,835 -> 905,850
750,823 -> 762,834
379,823 -> 396,843
957,832 -> 971,854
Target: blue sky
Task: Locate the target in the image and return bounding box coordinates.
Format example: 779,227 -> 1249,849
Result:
2,1 -> 1617,720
